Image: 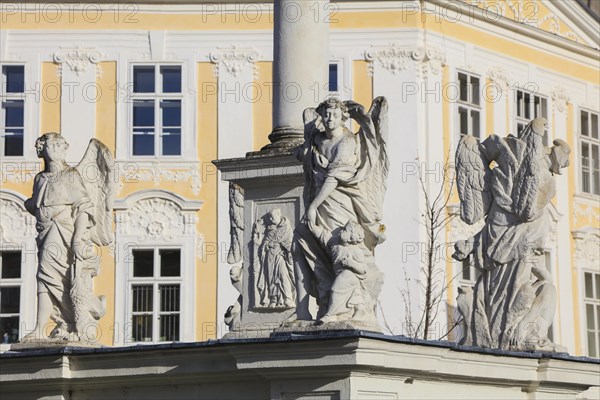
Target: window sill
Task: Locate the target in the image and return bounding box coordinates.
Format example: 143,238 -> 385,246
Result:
574,192 -> 600,207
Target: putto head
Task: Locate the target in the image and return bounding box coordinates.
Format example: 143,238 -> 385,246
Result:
35,132 -> 69,158
340,220 -> 365,245
316,98 -> 350,122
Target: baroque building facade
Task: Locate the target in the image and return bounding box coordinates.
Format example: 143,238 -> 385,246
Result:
0,0 -> 598,357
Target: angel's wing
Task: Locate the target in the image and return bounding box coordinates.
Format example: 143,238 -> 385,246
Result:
346,96 -> 389,220
455,135 -> 491,225
75,139 -> 115,246
299,108 -> 321,209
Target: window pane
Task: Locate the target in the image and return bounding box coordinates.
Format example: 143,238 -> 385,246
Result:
1,251 -> 21,279
592,113 -> 598,139
471,76 -> 480,105
133,250 -> 154,277
459,107 -> 468,135
160,314 -> 179,342
132,285 -> 153,312
0,287 -> 20,314
540,98 -> 548,118
524,93 -> 531,119
328,63 -> 338,92
4,129 -> 24,156
133,131 -> 155,156
133,101 -> 154,127
516,91 -> 523,118
471,110 -> 480,138
159,284 -> 180,312
582,142 -> 590,193
534,96 -> 540,118
160,66 -> 181,93
595,274 -> 600,300
162,128 -> 181,156
133,66 -> 155,93
3,100 -> 24,127
582,111 -> 589,136
3,66 -> 24,93
462,259 -> 471,281
160,249 -> 181,277
132,315 -> 153,342
161,100 -> 181,127
0,316 -> 20,344
585,272 -> 594,298
592,144 -> 600,195
458,73 -> 468,102
588,331 -> 597,358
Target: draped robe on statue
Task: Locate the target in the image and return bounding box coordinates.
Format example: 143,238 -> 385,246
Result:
293,98 -> 388,320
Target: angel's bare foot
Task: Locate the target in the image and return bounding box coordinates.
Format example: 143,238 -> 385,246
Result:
20,329 -> 49,343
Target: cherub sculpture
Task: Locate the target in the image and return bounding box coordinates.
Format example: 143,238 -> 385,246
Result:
453,118 -> 570,352
21,133 -> 114,343
312,220 -> 383,326
293,97 -> 388,327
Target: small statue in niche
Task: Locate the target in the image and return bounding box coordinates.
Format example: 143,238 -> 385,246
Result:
20,133 -> 114,344
453,118 -> 570,352
253,208 -> 295,308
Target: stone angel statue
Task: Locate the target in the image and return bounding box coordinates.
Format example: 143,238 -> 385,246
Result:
452,118 -> 570,352
293,97 -> 388,328
21,133 -> 115,344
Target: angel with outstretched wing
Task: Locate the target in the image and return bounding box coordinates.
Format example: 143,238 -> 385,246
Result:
293,97 -> 388,324
21,134 -> 114,343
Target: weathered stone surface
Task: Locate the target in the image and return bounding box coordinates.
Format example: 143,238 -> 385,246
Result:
2,332 -> 598,400
293,97 -> 389,330
18,133 -> 114,347
453,118 -> 570,352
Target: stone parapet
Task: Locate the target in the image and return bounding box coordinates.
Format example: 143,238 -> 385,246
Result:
2,331 -> 598,400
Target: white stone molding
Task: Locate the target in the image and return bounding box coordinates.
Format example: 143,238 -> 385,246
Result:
551,86 -> 571,113
365,44 -> 445,79
116,161 -> 202,196
572,228 -> 600,272
209,45 -> 260,79
487,66 -> 512,88
573,202 -> 600,226
113,190 -> 202,241
52,43 -> 104,76
0,190 -> 36,243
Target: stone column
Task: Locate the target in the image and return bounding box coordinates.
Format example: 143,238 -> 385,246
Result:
265,0 -> 330,152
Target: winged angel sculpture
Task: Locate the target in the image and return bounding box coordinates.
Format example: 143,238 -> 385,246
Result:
453,118 -> 570,352
293,97 -> 388,330
21,133 -> 114,343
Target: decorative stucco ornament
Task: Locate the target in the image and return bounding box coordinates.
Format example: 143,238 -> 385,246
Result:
453,118 -> 570,352
20,133 -> 114,345
292,97 -> 388,331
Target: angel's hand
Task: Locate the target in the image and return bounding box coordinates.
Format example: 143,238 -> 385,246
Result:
72,239 -> 93,261
347,103 -> 367,119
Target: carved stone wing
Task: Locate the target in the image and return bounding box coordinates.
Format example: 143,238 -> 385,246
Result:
345,96 -> 389,220
455,135 -> 491,225
75,139 -> 115,246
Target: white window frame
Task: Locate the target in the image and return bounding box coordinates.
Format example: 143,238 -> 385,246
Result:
514,88 -> 549,145
0,249 -> 23,345
579,108 -> 600,196
456,71 -> 482,139
113,190 -> 201,346
0,190 -> 37,352
128,63 -> 185,159
583,270 -> 600,358
0,60 -> 39,160
127,246 -> 182,343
